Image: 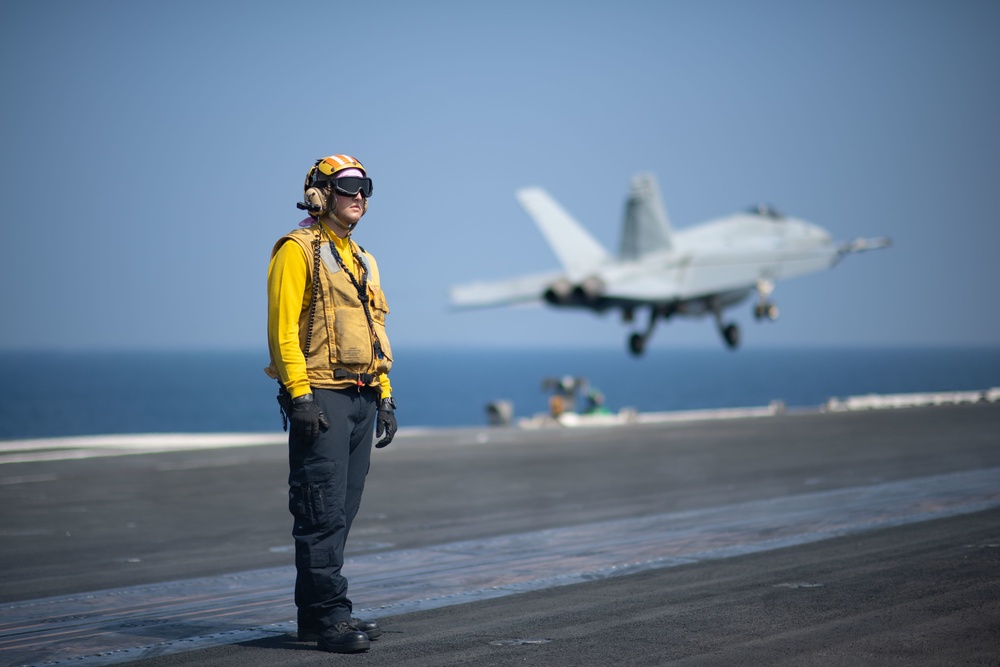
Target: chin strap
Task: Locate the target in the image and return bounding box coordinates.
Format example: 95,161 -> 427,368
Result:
329,213 -> 356,232
297,183 -> 366,232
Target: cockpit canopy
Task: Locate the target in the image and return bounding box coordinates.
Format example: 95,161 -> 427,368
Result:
746,203 -> 784,220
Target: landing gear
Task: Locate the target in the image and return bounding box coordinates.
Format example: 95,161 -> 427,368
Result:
629,332 -> 646,356
713,305 -> 740,350
626,305 -> 669,357
753,302 -> 779,321
753,279 -> 779,321
722,322 -> 740,349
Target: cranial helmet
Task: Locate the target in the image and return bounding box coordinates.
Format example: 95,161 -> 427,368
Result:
306,155 -> 367,188
300,155 -> 369,218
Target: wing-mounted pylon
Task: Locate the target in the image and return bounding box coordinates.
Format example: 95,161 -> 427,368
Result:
619,173 -> 673,261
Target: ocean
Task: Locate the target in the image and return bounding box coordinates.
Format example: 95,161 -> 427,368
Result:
2,347 -> 999,441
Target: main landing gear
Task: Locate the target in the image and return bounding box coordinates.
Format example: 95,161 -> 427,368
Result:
715,311 -> 741,350
627,305 -> 670,357
624,287 -> 778,355
628,331 -> 646,356
627,303 -> 742,355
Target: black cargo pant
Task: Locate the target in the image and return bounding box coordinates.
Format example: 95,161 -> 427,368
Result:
287,385 -> 377,630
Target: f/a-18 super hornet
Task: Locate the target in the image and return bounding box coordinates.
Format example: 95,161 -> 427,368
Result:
450,174 -> 890,356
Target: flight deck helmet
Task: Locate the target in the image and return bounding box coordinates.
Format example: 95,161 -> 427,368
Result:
300,155 -> 372,217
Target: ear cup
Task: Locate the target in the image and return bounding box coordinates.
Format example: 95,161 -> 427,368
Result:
304,187 -> 327,214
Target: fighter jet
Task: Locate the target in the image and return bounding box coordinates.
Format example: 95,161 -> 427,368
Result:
449,174 -> 891,356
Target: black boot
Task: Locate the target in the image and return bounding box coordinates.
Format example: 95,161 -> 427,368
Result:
300,617 -> 381,642
351,617 -> 382,640
317,621 -> 370,653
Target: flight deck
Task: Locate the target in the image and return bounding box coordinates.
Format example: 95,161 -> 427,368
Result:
1,402 -> 998,666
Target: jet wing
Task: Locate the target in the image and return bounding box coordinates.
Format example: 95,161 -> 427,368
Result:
449,270 -> 563,309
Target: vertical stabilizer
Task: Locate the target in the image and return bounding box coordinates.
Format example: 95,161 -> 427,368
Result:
619,173 -> 673,260
515,187 -> 610,278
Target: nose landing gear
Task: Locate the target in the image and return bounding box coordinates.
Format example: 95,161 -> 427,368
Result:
754,302 -> 779,321
753,279 -> 779,322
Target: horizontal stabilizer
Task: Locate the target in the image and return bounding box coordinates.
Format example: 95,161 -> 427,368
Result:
515,188 -> 610,280
620,173 -> 673,260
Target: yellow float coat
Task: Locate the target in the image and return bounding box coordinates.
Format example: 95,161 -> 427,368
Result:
266,221 -> 392,399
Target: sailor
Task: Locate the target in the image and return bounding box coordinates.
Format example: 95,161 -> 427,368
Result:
265,154 -> 397,654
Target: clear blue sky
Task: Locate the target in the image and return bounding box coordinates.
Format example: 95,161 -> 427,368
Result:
2,0 -> 998,351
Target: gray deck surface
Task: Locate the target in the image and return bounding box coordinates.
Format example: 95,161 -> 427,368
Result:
2,403 -> 998,666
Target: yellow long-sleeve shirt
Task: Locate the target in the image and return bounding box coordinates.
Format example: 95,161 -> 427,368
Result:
267,221 -> 392,400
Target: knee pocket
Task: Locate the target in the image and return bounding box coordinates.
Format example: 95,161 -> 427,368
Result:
289,462 -> 339,529
296,545 -> 335,569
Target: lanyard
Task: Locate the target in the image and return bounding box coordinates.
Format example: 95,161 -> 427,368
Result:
313,226 -> 389,362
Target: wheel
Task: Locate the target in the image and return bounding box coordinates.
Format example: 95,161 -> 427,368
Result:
755,302 -> 779,321
723,323 -> 740,349
628,333 -> 646,356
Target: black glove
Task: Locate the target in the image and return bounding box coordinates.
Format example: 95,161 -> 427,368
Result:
290,393 -> 329,442
375,397 -> 397,448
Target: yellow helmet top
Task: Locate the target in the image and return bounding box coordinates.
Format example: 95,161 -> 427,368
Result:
305,154 -> 367,191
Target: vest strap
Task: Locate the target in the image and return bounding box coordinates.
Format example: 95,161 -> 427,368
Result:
333,369 -> 376,386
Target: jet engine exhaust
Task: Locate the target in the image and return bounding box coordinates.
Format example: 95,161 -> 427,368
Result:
572,276 -> 604,301
543,279 -> 574,305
